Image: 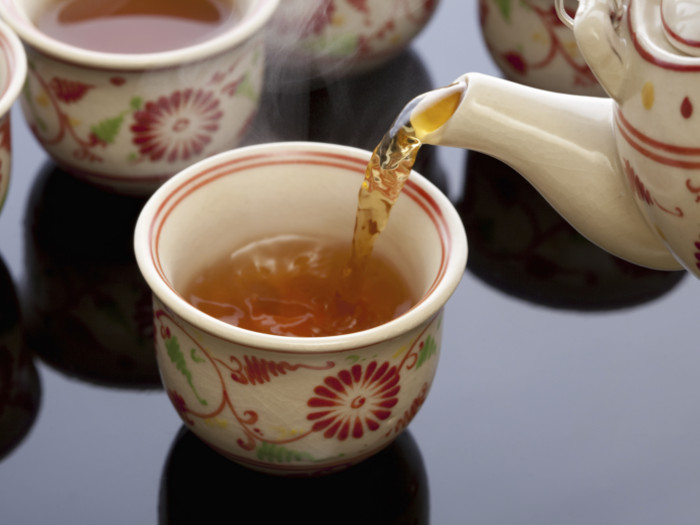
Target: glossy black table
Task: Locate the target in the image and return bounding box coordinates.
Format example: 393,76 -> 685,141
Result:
1,2 -> 699,524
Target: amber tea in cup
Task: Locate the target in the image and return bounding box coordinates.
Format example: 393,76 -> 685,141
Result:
183,234 -> 415,337
34,0 -> 239,54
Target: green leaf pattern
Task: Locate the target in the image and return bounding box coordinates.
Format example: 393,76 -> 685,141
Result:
416,334 -> 437,369
90,114 -> 124,144
165,335 -> 208,406
256,441 -> 330,464
495,0 -> 511,21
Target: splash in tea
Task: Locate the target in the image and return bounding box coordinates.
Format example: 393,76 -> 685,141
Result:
35,0 -> 238,54
183,234 -> 414,337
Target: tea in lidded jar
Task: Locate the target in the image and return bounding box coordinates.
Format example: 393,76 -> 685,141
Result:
0,0 -> 279,195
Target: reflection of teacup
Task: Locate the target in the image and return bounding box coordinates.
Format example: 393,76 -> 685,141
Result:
21,162 -> 160,388
160,426 -> 428,524
135,141 -> 467,475
0,254 -> 41,462
458,151 -> 685,309
0,0 -> 278,195
0,16 -> 26,214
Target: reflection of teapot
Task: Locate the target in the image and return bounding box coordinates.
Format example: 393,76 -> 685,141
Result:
458,151 -> 686,308
416,0 -> 700,279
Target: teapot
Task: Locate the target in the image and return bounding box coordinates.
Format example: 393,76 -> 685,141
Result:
416,0 -> 700,278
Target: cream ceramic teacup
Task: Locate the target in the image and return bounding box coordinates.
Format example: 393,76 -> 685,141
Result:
265,0 -> 439,85
0,0 -> 278,196
0,16 -> 26,212
478,0 -> 604,95
134,141 -> 467,475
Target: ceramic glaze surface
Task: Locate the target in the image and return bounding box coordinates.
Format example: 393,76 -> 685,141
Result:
661,0 -> 700,55
0,18 -> 26,213
570,0 -> 700,277
19,41 -> 264,195
154,299 -> 443,474
478,0 -> 604,94
266,0 -> 438,81
416,0 -> 700,280
134,142 -> 467,475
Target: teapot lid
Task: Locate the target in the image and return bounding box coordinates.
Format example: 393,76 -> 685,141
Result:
661,0 -> 700,55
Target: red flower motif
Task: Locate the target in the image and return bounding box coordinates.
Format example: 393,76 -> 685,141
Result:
503,51 -> 527,74
347,0 -> 368,13
130,89 -> 223,163
304,0 -> 336,36
478,0 -> 489,27
49,77 -> 95,104
306,360 -> 400,440
0,119 -> 10,152
168,389 -> 193,425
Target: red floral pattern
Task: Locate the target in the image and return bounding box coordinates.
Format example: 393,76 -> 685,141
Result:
154,307 -> 441,471
306,360 -> 400,440
131,89 -> 223,163
481,0 -> 598,89
49,77 -> 94,104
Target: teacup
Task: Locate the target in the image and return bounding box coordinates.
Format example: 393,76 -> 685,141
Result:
134,141 -> 467,475
0,16 -> 26,212
478,0 -> 604,95
0,0 -> 278,196
265,0 -> 439,85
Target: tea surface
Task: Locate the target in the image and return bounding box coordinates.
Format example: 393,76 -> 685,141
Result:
185,82 -> 463,338
184,235 -> 415,337
35,0 -> 237,54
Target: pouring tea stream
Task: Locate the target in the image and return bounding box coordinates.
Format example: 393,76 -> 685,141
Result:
405,0 -> 700,279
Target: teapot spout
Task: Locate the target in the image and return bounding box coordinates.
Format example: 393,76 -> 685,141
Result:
418,73 -> 683,271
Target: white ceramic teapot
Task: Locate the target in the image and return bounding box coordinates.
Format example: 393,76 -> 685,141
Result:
415,0 -> 700,279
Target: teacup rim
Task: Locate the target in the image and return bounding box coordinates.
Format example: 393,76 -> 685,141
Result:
134,141 -> 468,354
0,16 -> 26,115
0,0 -> 278,70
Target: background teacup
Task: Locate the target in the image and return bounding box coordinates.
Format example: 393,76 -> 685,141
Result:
134,141 -> 467,475
0,16 -> 26,213
265,0 -> 439,86
478,0 -> 605,95
0,0 -> 279,196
